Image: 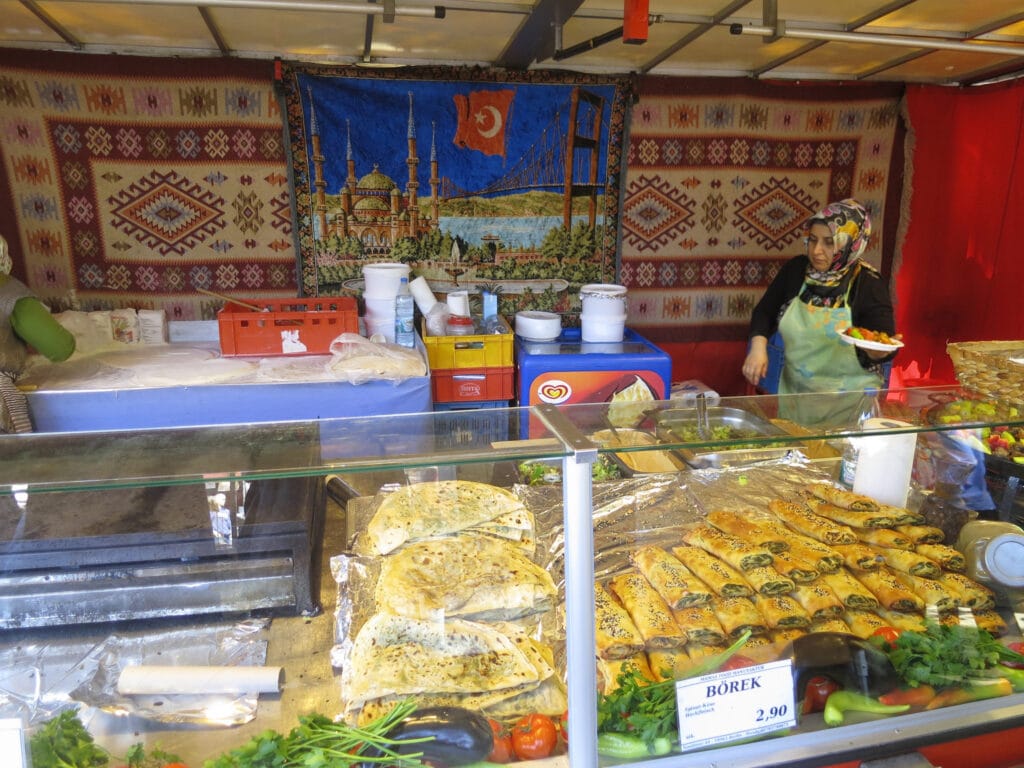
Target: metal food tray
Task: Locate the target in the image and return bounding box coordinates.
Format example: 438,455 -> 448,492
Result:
653,406 -> 800,469
517,453 -> 635,485
589,428 -> 687,475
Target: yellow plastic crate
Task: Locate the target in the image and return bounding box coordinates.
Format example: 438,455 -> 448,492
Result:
421,316 -> 514,370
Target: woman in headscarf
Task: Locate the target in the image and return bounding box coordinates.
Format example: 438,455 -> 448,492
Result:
741,199 -> 897,424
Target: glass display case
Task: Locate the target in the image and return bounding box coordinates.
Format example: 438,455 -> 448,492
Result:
3,385 -> 1024,768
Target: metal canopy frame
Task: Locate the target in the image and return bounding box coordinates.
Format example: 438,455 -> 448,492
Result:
4,0 -> 1024,85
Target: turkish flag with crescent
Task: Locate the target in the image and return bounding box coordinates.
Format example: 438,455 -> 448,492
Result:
452,89 -> 514,158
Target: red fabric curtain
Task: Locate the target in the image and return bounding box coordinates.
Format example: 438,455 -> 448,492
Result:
896,82 -> 1024,384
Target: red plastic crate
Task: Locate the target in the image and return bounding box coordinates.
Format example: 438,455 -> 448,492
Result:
431,366 -> 514,403
217,297 -> 358,356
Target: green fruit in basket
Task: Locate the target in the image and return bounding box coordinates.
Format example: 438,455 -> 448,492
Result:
1015,457 -> 1024,464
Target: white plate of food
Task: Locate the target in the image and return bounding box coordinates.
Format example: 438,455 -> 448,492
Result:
840,328 -> 904,352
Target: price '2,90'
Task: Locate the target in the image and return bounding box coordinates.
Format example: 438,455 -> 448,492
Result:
756,704 -> 789,722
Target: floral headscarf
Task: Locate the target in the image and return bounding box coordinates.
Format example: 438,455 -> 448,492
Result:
801,199 -> 874,306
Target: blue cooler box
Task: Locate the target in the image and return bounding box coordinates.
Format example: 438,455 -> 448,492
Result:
516,327 -> 672,437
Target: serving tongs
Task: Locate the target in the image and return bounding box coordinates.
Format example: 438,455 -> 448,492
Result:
696,393 -> 711,440
675,394 -> 714,469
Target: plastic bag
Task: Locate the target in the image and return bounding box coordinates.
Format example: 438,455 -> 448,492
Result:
326,333 -> 426,384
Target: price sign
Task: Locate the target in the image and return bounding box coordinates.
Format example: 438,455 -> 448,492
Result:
675,659 -> 796,752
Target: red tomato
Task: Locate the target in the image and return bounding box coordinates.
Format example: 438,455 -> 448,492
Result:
511,713 -> 559,761
801,675 -> 841,715
718,654 -> 757,671
161,764 -> 190,768
486,719 -> 514,763
1003,641 -> 1024,669
871,626 -> 902,647
557,709 -> 569,744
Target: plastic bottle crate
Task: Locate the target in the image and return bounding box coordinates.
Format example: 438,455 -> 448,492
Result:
421,316 -> 514,370
433,400 -> 513,450
217,297 -> 358,356
432,366 -> 514,403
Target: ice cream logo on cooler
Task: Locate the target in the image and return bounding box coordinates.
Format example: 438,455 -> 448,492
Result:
537,380 -> 572,404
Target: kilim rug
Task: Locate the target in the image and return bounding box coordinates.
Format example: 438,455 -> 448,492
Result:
0,50 -> 296,320
281,63 -> 629,317
621,78 -> 905,345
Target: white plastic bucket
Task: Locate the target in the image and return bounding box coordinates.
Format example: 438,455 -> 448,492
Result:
580,283 -> 627,317
365,314 -> 396,343
363,263 -> 410,298
364,295 -> 397,320
581,312 -> 626,343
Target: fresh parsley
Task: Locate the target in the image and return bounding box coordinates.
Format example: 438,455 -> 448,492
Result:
29,709 -> 109,768
885,621 -> 1024,688
596,631 -> 752,752
597,668 -> 678,747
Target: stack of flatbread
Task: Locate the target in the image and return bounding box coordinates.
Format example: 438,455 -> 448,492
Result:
356,479 -> 535,556
595,480 -> 1003,693
344,480 -> 564,724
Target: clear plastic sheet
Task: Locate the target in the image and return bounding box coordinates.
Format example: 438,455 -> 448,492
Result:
0,619 -> 270,728
329,455 -> 828,714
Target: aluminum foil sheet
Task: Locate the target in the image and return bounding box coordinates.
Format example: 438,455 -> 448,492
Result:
329,455 -> 831,705
0,618 -> 271,727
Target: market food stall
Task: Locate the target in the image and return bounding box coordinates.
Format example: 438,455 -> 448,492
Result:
3,387 -> 1024,768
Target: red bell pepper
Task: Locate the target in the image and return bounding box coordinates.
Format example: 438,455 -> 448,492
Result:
878,684 -> 937,708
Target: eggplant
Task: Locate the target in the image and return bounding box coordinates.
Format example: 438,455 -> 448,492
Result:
784,632 -> 901,699
377,706 -> 494,767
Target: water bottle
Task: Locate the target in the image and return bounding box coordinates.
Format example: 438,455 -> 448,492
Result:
394,276 -> 415,348
839,388 -> 881,488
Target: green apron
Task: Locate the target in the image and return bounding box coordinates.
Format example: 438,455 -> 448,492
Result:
777,279 -> 882,429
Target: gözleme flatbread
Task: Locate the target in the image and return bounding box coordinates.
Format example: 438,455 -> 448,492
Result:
346,613 -> 543,709
375,535 -> 556,621
362,480 -> 531,555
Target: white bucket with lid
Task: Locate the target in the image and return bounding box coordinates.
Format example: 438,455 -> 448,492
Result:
580,283 -> 627,317
581,311 -> 626,343
364,295 -> 397,321
363,263 -> 410,299
364,314 -> 396,342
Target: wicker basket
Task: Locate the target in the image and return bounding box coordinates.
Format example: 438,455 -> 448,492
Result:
947,340 -> 1024,408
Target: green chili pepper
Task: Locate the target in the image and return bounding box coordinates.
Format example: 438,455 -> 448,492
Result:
597,733 -> 673,759
822,690 -> 910,727
993,665 -> 1024,692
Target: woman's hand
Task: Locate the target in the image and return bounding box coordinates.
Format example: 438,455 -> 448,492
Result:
743,337 -> 769,386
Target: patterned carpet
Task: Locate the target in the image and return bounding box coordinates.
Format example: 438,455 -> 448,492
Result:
621,78 -> 904,344
0,51 -> 296,320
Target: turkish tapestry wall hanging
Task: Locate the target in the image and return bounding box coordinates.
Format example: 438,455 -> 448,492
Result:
0,50 -> 296,320
281,64 -> 630,318
620,78 -> 905,345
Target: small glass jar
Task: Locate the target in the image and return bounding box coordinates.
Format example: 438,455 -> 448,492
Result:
956,519 -> 1024,606
446,314 -> 476,336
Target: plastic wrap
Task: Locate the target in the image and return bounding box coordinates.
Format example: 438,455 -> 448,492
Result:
326,333 -> 427,384
0,619 -> 270,728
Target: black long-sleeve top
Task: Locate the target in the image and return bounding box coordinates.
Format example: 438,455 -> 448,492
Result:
749,255 -> 896,368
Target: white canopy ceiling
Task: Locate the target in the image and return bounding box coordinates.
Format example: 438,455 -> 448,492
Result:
3,0 -> 1024,85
